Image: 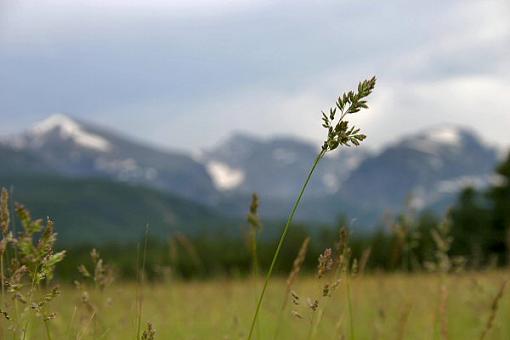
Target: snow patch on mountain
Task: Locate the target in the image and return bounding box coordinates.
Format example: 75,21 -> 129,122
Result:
206,161 -> 244,190
95,157 -> 158,181
406,126 -> 465,155
272,148 -> 297,164
31,114 -> 111,152
425,127 -> 462,146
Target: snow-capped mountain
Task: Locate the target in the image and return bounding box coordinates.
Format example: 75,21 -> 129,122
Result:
2,114 -> 218,203
338,125 -> 499,213
0,115 -> 504,225
203,133 -> 369,199
28,113 -> 112,152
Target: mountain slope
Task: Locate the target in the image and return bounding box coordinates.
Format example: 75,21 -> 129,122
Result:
5,114 -> 218,203
0,175 -> 232,244
0,144 -> 55,176
204,133 -> 368,198
339,126 -> 499,213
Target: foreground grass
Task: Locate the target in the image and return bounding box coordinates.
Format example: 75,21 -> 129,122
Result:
22,271 -> 509,339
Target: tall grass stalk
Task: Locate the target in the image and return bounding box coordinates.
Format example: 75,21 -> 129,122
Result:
480,280 -> 507,340
247,77 -> 376,339
346,276 -> 354,340
44,320 -> 52,340
247,194 -> 262,339
136,226 -> 150,340
273,237 -> 310,339
247,193 -> 262,280
0,188 -> 9,317
135,242 -> 141,339
248,150 -> 324,339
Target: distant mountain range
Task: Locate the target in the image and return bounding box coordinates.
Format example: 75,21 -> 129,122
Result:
3,114 -> 217,203
0,114 -> 505,243
203,125 -> 501,221
338,127 -> 499,213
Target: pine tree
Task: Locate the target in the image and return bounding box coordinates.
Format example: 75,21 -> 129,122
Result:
450,187 -> 491,265
487,152 -> 510,264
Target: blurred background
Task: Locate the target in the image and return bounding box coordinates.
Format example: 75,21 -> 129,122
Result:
0,0 -> 509,277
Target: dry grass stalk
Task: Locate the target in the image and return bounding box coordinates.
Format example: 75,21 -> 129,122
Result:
317,248 -> 334,279
141,322 -> 156,340
246,194 -> 262,339
336,227 -> 352,276
0,188 -> 10,311
247,193 -> 262,233
335,312 -> 346,339
0,188 -> 9,237
480,280 -> 508,340
273,237 -> 310,339
439,283 -> 449,340
358,248 -> 371,275
136,226 -> 150,340
174,233 -> 202,269
396,303 -> 412,340
291,310 -> 303,319
74,248 -> 114,338
303,227 -> 355,340
286,237 -> 310,291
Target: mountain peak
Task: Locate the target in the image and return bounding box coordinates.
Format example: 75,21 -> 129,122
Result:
31,113 -> 77,134
401,125 -> 481,155
421,126 -> 464,146
30,114 -> 112,152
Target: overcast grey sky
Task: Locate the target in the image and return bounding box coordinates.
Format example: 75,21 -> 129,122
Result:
1,0 -> 509,152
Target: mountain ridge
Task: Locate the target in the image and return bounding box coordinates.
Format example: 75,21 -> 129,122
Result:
0,114 -> 504,230
3,113 -> 219,204
0,174 -> 233,244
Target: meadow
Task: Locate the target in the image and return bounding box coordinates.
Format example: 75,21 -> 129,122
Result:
12,272 -> 510,339
3,182 -> 510,340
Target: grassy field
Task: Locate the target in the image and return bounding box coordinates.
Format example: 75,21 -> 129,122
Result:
14,271 -> 508,340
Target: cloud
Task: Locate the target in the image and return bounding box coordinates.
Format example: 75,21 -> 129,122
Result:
0,0 -> 509,152
363,75 -> 510,148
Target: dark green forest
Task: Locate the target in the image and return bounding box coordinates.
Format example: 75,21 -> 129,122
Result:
50,152 -> 510,281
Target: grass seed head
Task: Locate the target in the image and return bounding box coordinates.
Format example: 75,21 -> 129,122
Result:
141,322 -> 156,340
247,193 -> 262,232
307,298 -> 319,312
286,237 -> 310,289
480,280 -> 508,340
0,188 -> 10,236
317,248 -> 334,279
290,291 -> 300,305
0,309 -> 10,320
291,310 -> 304,319
321,77 -> 376,153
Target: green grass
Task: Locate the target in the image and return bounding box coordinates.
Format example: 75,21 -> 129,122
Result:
12,271 -> 509,339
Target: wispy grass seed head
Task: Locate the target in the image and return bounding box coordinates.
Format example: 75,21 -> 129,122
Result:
321,77 -> 376,153
286,237 -> 310,289
247,193 -> 262,233
1,188 -> 10,236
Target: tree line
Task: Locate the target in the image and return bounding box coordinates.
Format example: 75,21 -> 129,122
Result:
55,152 -> 510,281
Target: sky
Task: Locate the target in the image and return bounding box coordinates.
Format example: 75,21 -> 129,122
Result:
0,0 -> 509,153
